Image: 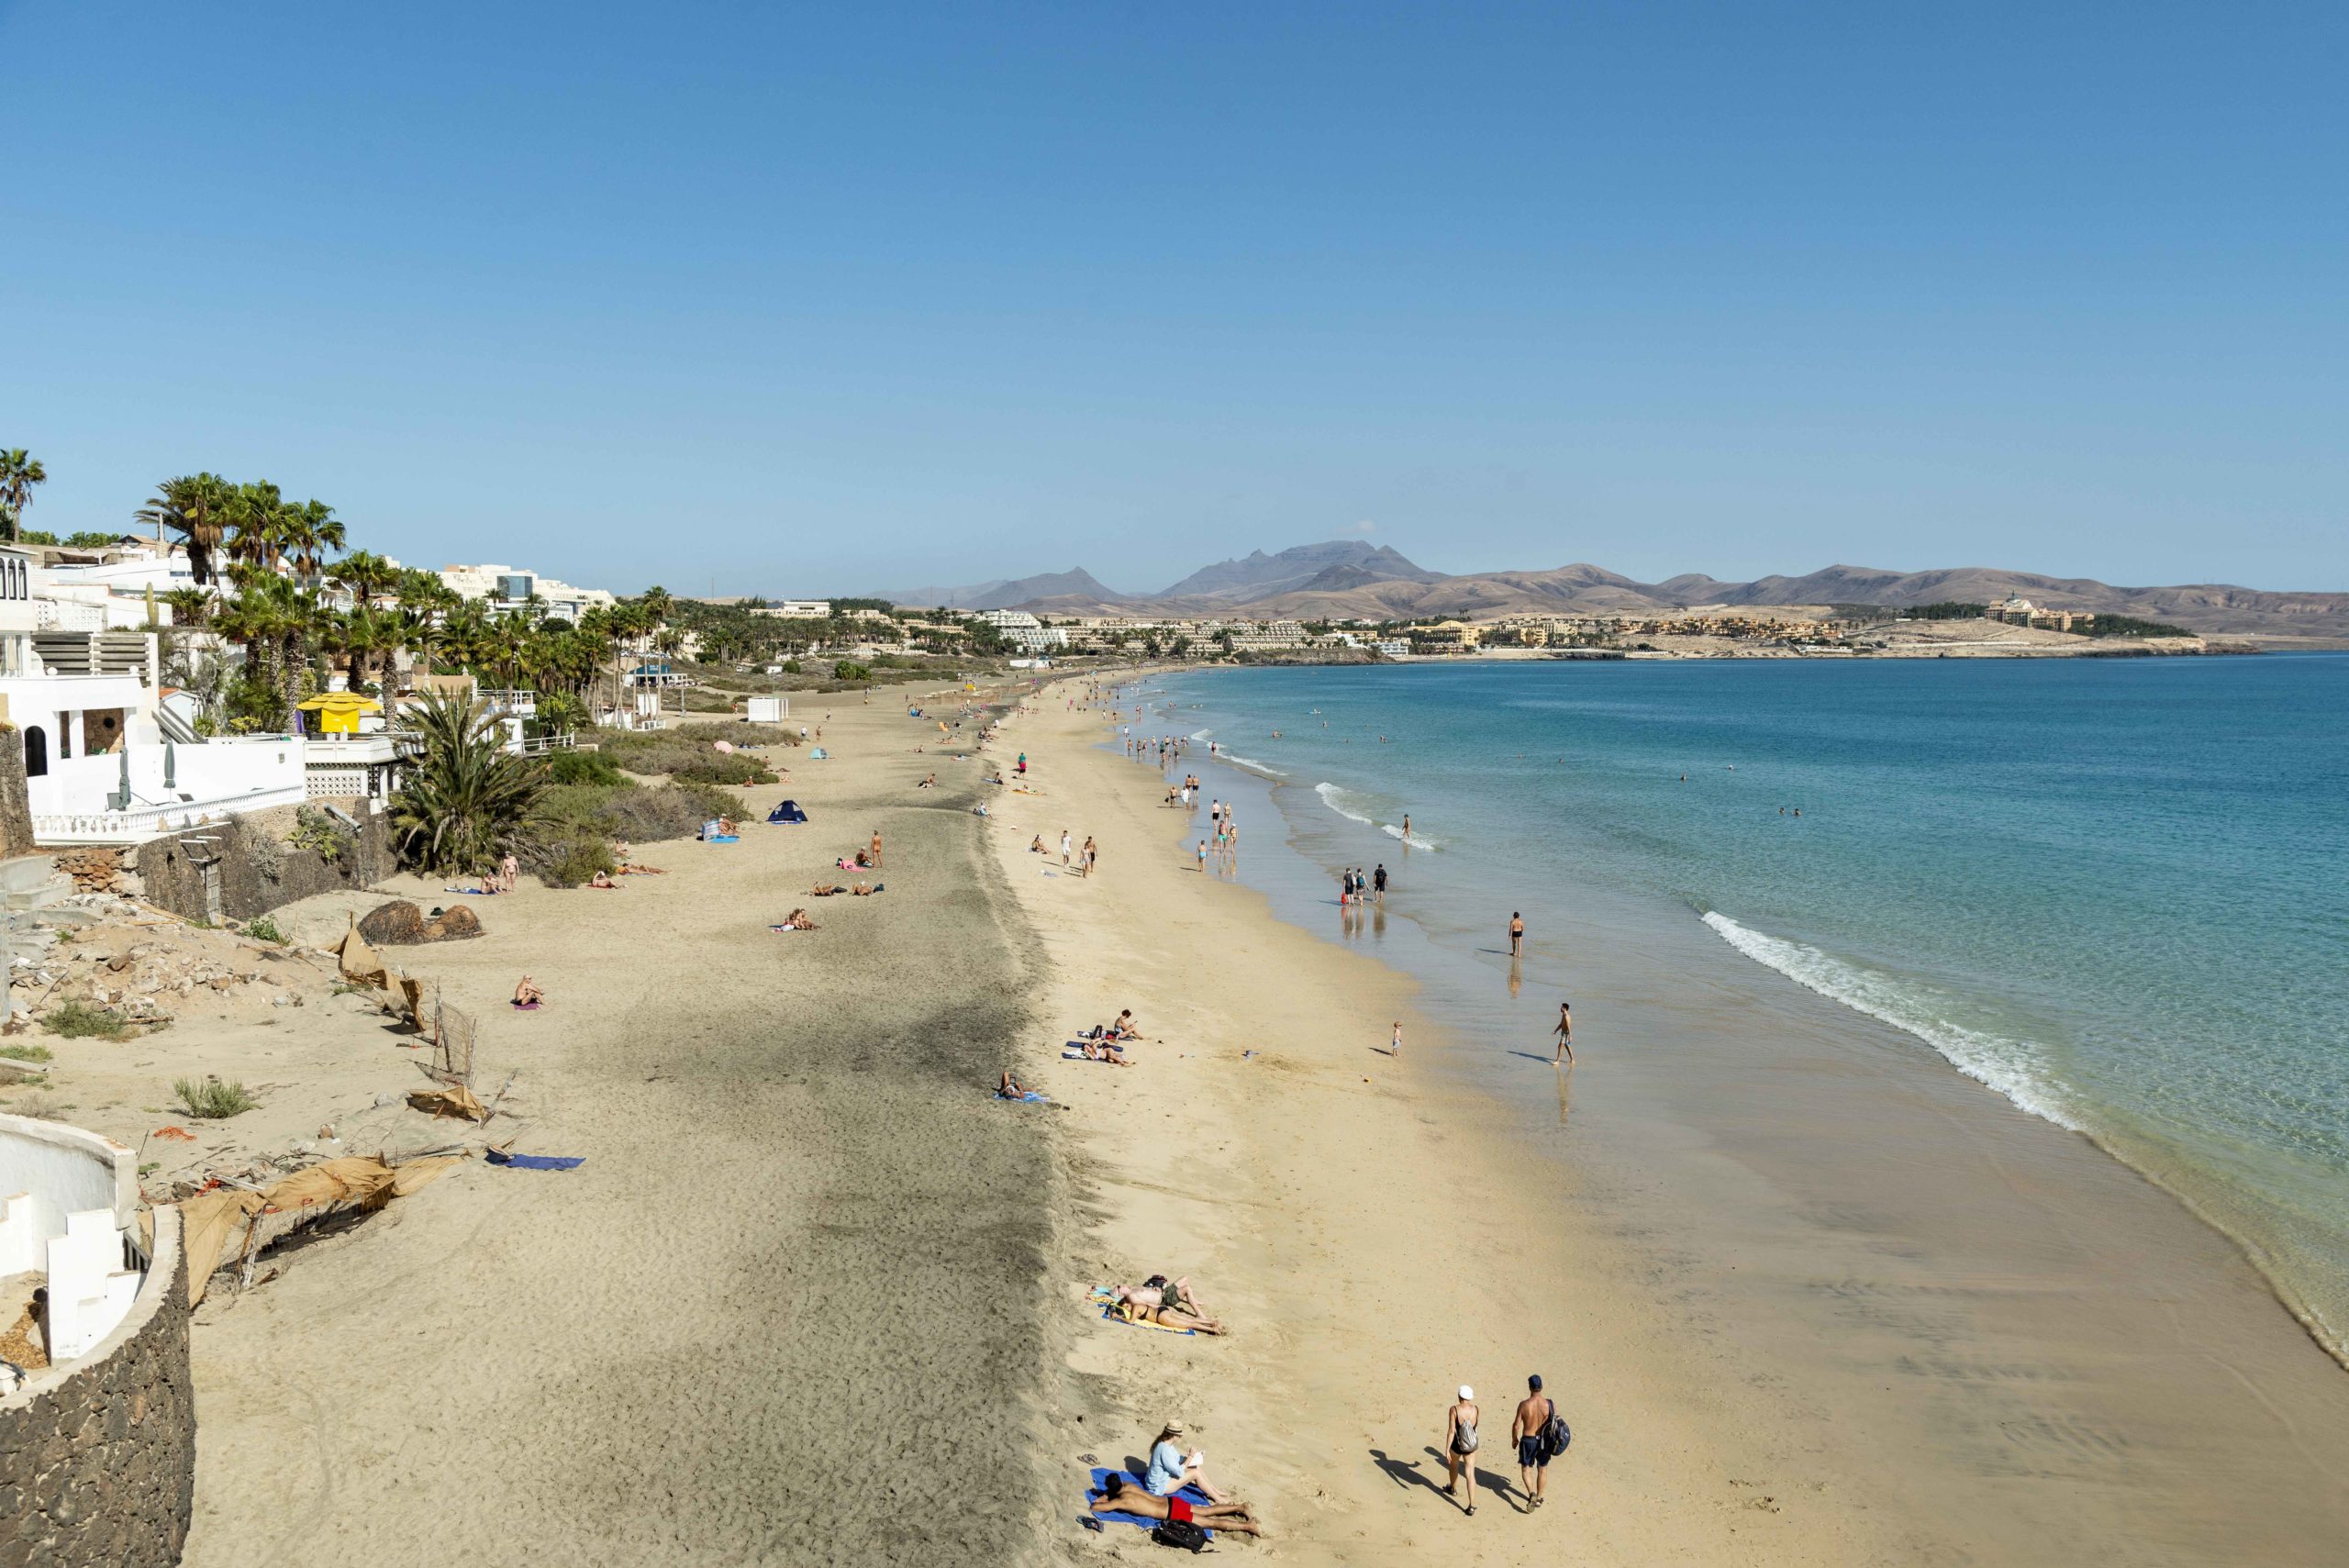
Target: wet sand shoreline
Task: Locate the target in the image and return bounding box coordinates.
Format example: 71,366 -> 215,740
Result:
1006,676 -> 2349,1565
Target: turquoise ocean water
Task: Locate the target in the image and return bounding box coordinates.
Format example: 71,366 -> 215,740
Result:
1148,655 -> 2349,1359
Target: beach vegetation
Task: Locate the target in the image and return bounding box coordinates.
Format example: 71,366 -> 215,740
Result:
288,803 -> 359,863
0,1042 -> 53,1063
41,1001 -> 134,1040
243,915 -> 287,944
550,749 -> 627,787
390,691 -> 553,875
831,659 -> 871,681
173,1075 -> 258,1119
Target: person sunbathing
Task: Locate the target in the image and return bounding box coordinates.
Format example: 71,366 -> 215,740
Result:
718,816 -> 740,836
812,883 -> 841,896
586,870 -> 618,889
1088,1474 -> 1259,1534
1105,1008 -> 1140,1040
850,881 -> 878,895
918,773 -> 937,788
1078,1038 -> 1132,1066
998,1072 -> 1027,1097
1143,1273 -> 1209,1318
1030,835 -> 1046,853
778,908 -> 818,930
1108,1283 -> 1224,1333
512,976 -> 546,1008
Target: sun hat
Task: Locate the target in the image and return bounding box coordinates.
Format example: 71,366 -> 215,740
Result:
1459,1385 -> 1474,1400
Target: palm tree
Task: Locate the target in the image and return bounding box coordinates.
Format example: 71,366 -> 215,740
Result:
329,602 -> 406,691
281,498 -> 346,584
389,691 -> 551,875
135,473 -> 234,584
0,449 -> 48,542
225,481 -> 287,570
161,587 -> 217,629
328,549 -> 400,608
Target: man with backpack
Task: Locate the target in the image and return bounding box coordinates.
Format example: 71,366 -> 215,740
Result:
1513,1373 -> 1570,1508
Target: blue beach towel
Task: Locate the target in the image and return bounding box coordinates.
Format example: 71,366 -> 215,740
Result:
997,1090 -> 1050,1104
486,1151 -> 584,1171
1084,1470 -> 1212,1535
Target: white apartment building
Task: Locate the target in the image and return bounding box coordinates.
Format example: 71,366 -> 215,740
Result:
974,609 -> 1041,631
0,546 -> 311,845
439,564 -> 618,623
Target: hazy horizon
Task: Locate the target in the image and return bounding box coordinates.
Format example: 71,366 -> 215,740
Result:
7,5 -> 2344,595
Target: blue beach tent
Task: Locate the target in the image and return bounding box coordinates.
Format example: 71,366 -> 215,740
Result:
768,799 -> 809,824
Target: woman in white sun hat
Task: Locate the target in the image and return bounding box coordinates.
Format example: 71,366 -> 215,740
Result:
1443,1385 -> 1481,1514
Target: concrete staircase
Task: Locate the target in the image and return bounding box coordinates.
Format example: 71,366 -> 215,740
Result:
0,855 -> 69,915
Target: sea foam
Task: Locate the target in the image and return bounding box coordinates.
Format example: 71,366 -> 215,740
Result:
1701,911 -> 2079,1131
1315,782 -> 1377,826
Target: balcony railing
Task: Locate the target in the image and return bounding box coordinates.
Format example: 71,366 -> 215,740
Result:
32,782 -> 311,845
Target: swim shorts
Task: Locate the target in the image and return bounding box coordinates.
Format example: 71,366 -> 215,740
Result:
1168,1496 -> 1195,1523
1519,1435 -> 1548,1469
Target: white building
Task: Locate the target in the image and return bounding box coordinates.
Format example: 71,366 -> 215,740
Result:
974,609 -> 1041,631
0,1111 -> 145,1369
439,564 -> 618,623
750,600 -> 832,618
0,546 -> 311,845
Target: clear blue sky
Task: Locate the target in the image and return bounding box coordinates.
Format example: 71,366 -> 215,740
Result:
6,2 -> 2343,595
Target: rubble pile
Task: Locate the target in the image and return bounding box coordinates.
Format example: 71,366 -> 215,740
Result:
6,895 -> 336,1026
50,846 -> 126,894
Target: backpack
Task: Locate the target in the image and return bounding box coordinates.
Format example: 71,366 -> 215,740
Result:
1152,1518 -> 1212,1552
1541,1410 -> 1572,1459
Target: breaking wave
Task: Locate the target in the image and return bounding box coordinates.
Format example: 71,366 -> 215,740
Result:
1701,911 -> 2078,1131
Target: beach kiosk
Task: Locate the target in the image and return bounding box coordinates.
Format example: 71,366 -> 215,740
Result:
295,693 -> 383,735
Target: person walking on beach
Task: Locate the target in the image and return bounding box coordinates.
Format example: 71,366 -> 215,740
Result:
1389,1020 -> 1403,1058
869,828 -> 884,870
1443,1385 -> 1480,1515
1553,1000 -> 1575,1064
1082,835 -> 1097,877
1197,839 -> 1208,873
1061,830 -> 1073,868
1513,1374 -> 1562,1508
1509,912 -> 1524,958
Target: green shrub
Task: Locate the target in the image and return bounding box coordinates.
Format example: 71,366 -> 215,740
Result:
549,838 -> 618,887
173,1075 -> 257,1119
288,803 -> 358,863
665,752 -> 777,787
0,1042 -> 53,1063
390,691 -> 552,873
244,915 -> 286,944
551,750 -> 626,787
832,660 -> 870,681
40,1001 -> 132,1040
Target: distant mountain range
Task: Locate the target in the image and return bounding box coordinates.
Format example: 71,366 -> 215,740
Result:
871,542 -> 2349,641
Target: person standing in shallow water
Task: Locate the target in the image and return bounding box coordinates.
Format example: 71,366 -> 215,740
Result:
1509,911 -> 1524,958
1553,1000 -> 1575,1064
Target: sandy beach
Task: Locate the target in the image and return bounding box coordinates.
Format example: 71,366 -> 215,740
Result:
175,688 -> 1068,1565
986,676 -> 2349,1565
161,671 -> 2349,1566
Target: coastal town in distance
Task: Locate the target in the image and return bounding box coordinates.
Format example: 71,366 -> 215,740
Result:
7,6 -> 2347,1568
